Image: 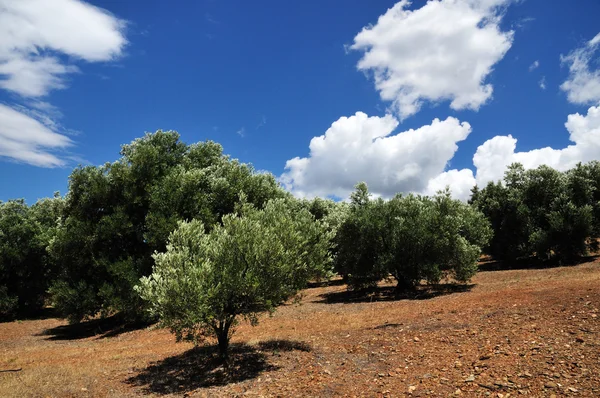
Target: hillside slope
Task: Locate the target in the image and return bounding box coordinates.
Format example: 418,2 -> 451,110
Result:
1,260 -> 599,397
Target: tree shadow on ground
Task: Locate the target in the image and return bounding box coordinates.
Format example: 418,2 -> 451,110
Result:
0,307 -> 60,324
38,314 -> 153,341
478,255 -> 599,272
318,283 -> 474,304
126,339 -> 311,395
306,278 -> 346,288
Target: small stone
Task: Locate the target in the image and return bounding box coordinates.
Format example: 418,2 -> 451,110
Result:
480,354 -> 492,361
454,389 -> 462,396
408,385 -> 417,393
575,337 -> 584,343
378,373 -> 386,377
413,337 -> 420,342
544,382 -> 558,389
81,388 -> 88,392
465,374 -> 476,382
568,387 -> 578,392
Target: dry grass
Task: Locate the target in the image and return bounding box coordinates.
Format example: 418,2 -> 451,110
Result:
1,259 -> 599,397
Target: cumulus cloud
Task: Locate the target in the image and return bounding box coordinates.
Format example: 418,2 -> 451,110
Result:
0,0 -> 127,166
283,106 -> 600,202
280,112 -> 472,199
454,105 -> 600,188
0,104 -> 72,167
351,0 -> 514,119
561,32 -> 600,105
424,169 -> 476,201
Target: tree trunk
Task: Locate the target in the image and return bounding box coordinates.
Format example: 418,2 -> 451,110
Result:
394,274 -> 416,294
215,318 -> 233,360
217,330 -> 229,359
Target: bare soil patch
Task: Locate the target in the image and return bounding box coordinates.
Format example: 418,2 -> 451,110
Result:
1,260 -> 599,397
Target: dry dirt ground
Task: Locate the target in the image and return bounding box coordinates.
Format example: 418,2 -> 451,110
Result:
1,260 -> 599,397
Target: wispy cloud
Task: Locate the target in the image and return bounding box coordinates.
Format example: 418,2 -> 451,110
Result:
0,0 -> 127,97
236,127 -> 246,137
561,32 -> 600,105
529,60 -> 540,72
256,115 -> 267,129
539,76 -> 547,90
512,17 -> 535,30
0,103 -> 73,167
205,13 -> 219,24
0,0 -> 128,167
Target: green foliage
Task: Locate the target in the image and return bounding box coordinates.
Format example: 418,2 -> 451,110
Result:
335,184 -> 491,291
0,194 -> 64,319
469,179 -> 531,262
50,131 -> 287,322
136,198 -> 332,357
472,161 -> 600,263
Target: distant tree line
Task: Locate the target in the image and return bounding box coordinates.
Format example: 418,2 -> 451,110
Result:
470,162 -> 600,264
2,130 -> 599,357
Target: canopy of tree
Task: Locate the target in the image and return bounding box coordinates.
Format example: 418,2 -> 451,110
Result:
136,198 -> 332,357
471,162 -> 600,263
3,127 -> 600,333
48,131 -> 286,322
335,183 -> 492,290
0,195 -> 63,319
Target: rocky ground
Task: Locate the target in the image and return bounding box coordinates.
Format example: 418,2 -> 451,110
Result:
1,259 -> 599,397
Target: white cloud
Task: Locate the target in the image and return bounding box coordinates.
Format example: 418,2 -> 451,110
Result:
281,107 -> 600,202
0,0 -> 127,167
0,0 -> 127,97
236,127 -> 246,137
529,60 -> 539,71
561,32 -> 600,105
0,104 -> 72,167
351,0 -> 514,119
425,169 -> 475,201
539,76 -> 546,90
471,105 -> 600,186
280,112 -> 472,199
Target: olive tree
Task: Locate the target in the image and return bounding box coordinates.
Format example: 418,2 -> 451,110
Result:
335,183 -> 491,291
0,194 -> 64,319
136,198 -> 332,358
471,162 -> 600,263
50,131 -> 286,322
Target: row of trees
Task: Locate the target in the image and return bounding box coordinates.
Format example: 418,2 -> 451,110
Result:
470,162 -> 600,263
334,183 -> 492,291
0,196 -> 63,318
49,131 -> 287,323
2,130 -> 600,357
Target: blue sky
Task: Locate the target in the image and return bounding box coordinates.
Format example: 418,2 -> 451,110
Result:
1,0 -> 600,203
